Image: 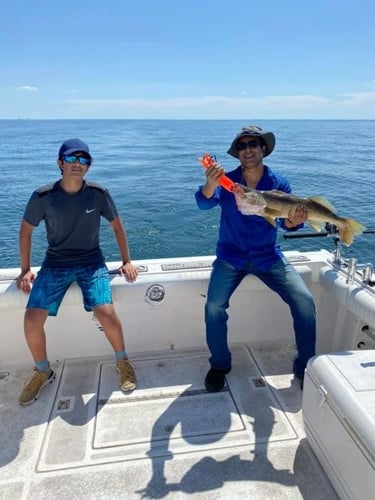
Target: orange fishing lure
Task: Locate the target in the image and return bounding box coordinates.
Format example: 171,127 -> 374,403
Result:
199,153 -> 236,192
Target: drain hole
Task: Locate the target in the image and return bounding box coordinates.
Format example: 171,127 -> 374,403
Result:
252,377 -> 266,388
57,398 -> 72,411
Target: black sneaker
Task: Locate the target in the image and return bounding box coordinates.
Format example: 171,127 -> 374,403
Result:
205,367 -> 231,392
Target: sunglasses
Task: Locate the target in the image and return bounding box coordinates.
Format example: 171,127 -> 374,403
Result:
237,139 -> 260,151
63,155 -> 90,166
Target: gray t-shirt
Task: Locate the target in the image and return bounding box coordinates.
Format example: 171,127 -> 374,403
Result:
23,180 -> 118,267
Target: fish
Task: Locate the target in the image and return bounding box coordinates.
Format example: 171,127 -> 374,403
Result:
232,184 -> 366,246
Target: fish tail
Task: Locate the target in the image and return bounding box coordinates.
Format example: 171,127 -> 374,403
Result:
338,219 -> 366,246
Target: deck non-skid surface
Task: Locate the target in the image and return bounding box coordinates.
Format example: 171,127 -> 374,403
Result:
0,344 -> 338,499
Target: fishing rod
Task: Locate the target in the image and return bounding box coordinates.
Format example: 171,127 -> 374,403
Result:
284,230 -> 375,240
283,223 -> 375,240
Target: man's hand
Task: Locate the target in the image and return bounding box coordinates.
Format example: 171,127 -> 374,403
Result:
120,262 -> 138,283
286,204 -> 308,227
202,163 -> 225,198
16,270 -> 35,293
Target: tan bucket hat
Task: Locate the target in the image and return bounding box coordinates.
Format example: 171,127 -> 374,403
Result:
227,125 -> 276,158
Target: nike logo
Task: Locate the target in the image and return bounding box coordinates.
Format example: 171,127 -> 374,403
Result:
86,208 -> 96,214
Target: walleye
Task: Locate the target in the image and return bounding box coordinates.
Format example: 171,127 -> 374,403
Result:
233,184 -> 366,246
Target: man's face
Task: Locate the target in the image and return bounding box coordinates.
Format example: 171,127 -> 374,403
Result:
58,151 -> 90,177
236,137 -> 265,169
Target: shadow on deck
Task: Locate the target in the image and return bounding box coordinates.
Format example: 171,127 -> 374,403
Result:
0,343 -> 338,499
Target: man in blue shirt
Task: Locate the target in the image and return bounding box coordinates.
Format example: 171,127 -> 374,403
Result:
17,138 -> 138,405
195,125 -> 316,391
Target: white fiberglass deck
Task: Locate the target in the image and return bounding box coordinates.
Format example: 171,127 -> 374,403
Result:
0,343 -> 338,500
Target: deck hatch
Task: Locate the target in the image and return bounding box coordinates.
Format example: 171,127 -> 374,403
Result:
36,345 -> 297,472
93,357 -> 244,450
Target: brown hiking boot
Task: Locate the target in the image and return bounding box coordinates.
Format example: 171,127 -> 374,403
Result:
19,366 -> 55,406
116,359 -> 137,392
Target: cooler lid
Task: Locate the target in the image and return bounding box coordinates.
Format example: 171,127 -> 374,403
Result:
327,350 -> 375,392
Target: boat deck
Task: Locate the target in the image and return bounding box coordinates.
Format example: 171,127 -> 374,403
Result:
0,343 -> 338,499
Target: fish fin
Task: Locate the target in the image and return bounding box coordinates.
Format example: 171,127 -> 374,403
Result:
308,220 -> 326,233
338,219 -> 367,246
261,208 -> 278,227
308,196 -> 336,213
263,215 -> 277,227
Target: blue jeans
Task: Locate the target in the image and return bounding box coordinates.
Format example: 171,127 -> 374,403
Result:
205,257 -> 316,376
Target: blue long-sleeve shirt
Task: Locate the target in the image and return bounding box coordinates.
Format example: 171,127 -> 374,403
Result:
195,165 -> 302,271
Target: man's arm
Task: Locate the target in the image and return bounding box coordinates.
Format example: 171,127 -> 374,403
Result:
110,216 -> 138,282
195,164 -> 224,209
17,220 -> 35,292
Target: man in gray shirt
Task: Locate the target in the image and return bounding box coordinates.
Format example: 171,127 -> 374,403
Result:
17,138 -> 137,405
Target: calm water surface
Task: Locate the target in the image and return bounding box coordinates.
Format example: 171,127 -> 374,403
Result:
1,119 -> 374,269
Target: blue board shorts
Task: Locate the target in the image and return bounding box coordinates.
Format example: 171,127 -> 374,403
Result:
27,263 -> 112,316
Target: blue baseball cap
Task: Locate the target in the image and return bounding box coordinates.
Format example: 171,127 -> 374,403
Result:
58,138 -> 92,160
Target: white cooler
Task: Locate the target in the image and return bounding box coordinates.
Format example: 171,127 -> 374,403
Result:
302,350 -> 375,500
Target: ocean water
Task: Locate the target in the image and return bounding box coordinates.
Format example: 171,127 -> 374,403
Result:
1,119 -> 374,269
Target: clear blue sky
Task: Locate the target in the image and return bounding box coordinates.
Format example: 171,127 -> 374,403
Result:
1,0 -> 374,119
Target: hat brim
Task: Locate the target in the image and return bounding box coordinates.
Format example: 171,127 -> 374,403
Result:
227,131 -> 275,159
